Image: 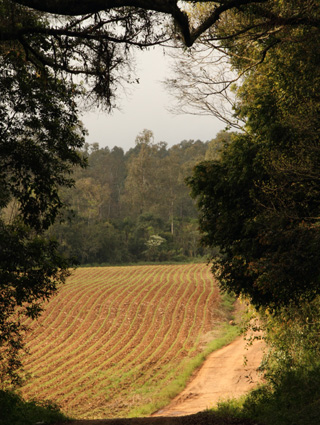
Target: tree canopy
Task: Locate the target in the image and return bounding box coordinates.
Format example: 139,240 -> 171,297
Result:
187,6 -> 320,309
10,0 -> 299,48
0,3 -> 86,385
49,133 -> 212,265
3,1 -> 319,109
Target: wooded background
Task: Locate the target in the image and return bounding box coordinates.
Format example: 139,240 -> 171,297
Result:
48,130 -> 231,265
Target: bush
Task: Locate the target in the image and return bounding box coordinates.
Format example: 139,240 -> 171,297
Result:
213,298 -> 320,425
0,390 -> 69,425
241,365 -> 320,425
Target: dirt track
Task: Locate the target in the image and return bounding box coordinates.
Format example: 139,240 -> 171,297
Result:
153,335 -> 265,417
54,335 -> 264,425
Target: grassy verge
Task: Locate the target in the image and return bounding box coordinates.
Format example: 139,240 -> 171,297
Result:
0,390 -> 70,425
128,292 -> 240,417
128,321 -> 240,417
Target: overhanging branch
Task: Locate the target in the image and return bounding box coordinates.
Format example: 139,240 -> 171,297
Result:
9,0 -> 277,46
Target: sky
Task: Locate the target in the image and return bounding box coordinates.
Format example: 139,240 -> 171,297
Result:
81,47 -> 225,152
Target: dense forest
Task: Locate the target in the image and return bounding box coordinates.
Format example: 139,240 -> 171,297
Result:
49,129 -> 231,265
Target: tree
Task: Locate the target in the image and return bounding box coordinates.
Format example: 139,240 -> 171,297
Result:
10,1 -> 320,45
145,234 -> 166,261
165,1 -> 320,130
123,130 -> 163,216
48,135 -> 212,265
205,131 -> 235,161
1,0 -> 171,111
73,178 -> 110,222
0,8 -> 86,384
3,1 -> 318,111
187,18 -> 320,309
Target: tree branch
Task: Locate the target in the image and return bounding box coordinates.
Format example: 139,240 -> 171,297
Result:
11,0 -> 181,16
189,0 -> 268,44
9,0 -> 276,47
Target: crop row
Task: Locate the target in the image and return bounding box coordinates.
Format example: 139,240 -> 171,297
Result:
21,264 -> 222,419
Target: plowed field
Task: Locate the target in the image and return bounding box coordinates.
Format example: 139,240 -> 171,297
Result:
21,264 -> 228,420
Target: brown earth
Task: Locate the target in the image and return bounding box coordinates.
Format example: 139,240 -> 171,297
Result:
23,264 -> 225,418
152,335 -> 264,417
53,335 -> 264,425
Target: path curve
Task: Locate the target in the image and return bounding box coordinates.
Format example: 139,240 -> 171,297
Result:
153,335 -> 265,417
54,335 -> 264,425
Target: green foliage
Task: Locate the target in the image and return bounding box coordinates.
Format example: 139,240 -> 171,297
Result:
213,365 -> 320,425
188,22 -> 320,310
0,390 -> 69,425
128,322 -> 240,418
186,18 -> 320,422
0,7 -> 86,385
0,54 -> 86,230
205,130 -> 236,161
49,137 -> 212,265
213,297 -> 320,425
260,297 -> 320,378
244,367 -> 320,425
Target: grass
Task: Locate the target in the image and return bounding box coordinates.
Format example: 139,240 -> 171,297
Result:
6,364 -> 319,425
209,364 -> 320,425
0,390 -> 69,425
128,322 -> 240,417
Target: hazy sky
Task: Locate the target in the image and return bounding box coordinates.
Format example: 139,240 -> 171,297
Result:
81,47 -> 225,152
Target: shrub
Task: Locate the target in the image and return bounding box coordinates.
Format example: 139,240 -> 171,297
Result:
0,390 -> 69,425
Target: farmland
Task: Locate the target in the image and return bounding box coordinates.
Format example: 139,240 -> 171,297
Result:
21,264 -> 235,420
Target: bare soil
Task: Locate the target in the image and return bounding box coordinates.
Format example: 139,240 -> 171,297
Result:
53,335 -> 264,425
23,265 -> 224,418
153,335 -> 264,417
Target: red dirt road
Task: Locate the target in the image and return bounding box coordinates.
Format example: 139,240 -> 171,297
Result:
153,335 -> 265,417
54,335 -> 264,425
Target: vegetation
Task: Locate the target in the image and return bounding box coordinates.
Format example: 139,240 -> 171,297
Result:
187,6 -> 320,310
183,14 -> 320,422
0,390 -> 68,425
171,2 -> 320,424
48,130 -> 229,265
2,1 -> 317,308
210,363 -> 320,425
1,1 -> 320,424
0,0 -> 234,387
0,2 -> 87,386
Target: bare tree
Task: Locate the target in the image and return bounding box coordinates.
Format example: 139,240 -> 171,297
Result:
165,43 -> 244,130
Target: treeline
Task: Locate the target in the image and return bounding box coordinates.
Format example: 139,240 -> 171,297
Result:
49,129 -> 231,265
